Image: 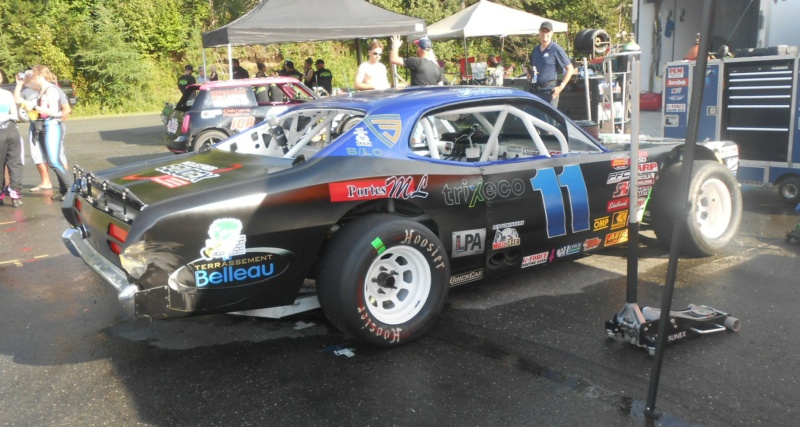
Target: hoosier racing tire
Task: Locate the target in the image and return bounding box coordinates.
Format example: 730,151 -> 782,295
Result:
651,161 -> 742,256
317,215 -> 450,347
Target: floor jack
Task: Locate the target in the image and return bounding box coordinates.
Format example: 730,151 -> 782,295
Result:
605,303 -> 740,356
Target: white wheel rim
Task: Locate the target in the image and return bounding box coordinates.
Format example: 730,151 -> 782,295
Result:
694,178 -> 732,239
363,245 -> 431,325
782,183 -> 798,199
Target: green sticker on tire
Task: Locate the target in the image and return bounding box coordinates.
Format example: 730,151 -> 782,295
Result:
371,237 -> 386,254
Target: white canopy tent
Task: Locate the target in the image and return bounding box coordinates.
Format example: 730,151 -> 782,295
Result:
426,0 -> 567,40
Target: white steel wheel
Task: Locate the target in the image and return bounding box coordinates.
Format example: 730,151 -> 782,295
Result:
363,245 -> 431,325
693,177 -> 732,240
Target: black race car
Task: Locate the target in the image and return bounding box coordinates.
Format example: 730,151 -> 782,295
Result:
61,86 -> 742,346
163,77 -> 316,153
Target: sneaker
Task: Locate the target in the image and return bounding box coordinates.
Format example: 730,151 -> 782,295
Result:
11,199 -> 22,208
2,186 -> 8,195
51,193 -> 65,201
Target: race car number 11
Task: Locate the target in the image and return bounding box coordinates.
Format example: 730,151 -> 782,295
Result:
531,165 -> 590,238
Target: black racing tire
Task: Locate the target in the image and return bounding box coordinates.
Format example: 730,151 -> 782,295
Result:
317,214 -> 450,347
574,28 -> 609,56
192,129 -> 227,152
650,161 -> 742,257
777,175 -> 800,205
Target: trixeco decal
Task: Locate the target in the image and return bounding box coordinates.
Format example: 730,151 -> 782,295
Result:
450,269 -> 484,286
442,178 -> 526,207
123,161 -> 242,188
329,175 -> 429,202
363,115 -> 402,148
452,228 -> 485,258
167,218 -> 293,290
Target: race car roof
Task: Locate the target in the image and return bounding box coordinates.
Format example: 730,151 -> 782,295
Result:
299,86 -> 540,116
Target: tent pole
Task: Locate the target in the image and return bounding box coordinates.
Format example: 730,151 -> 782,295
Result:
227,44 -> 233,81
202,49 -> 207,82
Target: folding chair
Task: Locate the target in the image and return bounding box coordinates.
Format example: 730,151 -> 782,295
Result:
458,57 -> 476,84
470,62 -> 488,85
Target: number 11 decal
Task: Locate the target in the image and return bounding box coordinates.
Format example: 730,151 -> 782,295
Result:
530,165 -> 590,238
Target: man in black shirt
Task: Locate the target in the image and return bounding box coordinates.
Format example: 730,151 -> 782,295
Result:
232,59 -> 249,79
278,61 -> 303,80
389,35 -> 443,86
313,59 -> 333,95
177,65 -> 196,94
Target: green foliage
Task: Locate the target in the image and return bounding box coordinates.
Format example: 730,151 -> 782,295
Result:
2,0 -> 633,114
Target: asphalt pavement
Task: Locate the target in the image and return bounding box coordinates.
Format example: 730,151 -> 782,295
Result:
1,112 -> 799,426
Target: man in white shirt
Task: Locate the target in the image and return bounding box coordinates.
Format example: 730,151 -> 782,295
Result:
355,40 -> 390,91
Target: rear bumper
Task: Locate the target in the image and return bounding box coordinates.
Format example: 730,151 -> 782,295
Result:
62,228 -> 139,317
164,134 -> 189,153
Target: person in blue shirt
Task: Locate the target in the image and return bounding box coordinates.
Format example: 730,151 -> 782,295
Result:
529,21 -> 574,107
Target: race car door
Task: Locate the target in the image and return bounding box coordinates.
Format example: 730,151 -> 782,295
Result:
477,98 -> 617,277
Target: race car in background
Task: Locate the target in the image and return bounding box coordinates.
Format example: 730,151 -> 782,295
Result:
162,77 -> 316,153
61,86 -> 741,346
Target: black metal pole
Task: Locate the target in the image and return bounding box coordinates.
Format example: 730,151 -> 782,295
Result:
644,0 -> 716,419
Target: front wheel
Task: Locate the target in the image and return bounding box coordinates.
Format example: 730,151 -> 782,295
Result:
317,215 -> 450,347
651,161 -> 742,256
777,176 -> 800,205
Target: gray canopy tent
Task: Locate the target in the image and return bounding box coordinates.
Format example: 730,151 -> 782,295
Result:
202,0 -> 426,80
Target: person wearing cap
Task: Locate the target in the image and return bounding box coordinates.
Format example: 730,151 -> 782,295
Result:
279,60 -> 303,80
390,34 -> 444,86
177,65 -> 196,94
232,59 -> 249,79
355,40 -> 390,91
302,58 -> 315,87
529,21 -> 574,106
313,59 -> 333,95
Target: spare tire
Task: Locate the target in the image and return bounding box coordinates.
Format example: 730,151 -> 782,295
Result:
575,28 -> 610,56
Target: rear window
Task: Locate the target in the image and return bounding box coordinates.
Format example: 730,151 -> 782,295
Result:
203,87 -> 256,109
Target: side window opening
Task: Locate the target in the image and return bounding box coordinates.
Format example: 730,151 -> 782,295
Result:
410,102 -> 590,163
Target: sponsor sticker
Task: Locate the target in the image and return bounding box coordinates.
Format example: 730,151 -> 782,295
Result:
556,243 -> 582,258
124,161 -> 243,188
607,198 -> 629,212
201,218 -> 246,260
666,78 -> 688,87
363,115 -> 402,148
354,128 -> 372,147
666,103 -> 686,113
612,181 -> 630,198
611,154 -> 629,170
604,229 -> 629,246
521,252 -> 549,268
456,87 -> 514,97
492,227 -> 521,250
583,237 -> 602,251
667,67 -> 685,79
492,220 -> 524,230
452,228 -> 486,258
639,162 -> 658,173
450,269 -> 484,286
329,175 -> 429,202
442,178 -> 526,207
611,210 -> 628,230
230,116 -> 255,132
593,216 -> 610,231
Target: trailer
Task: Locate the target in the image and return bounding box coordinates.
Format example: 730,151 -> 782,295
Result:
662,54 -> 800,204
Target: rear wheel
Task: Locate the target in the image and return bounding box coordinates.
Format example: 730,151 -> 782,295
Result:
650,161 -> 742,256
777,175 -> 800,205
317,215 -> 449,347
192,130 -> 227,152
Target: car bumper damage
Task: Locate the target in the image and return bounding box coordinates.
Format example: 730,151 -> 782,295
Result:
63,227 -> 139,316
